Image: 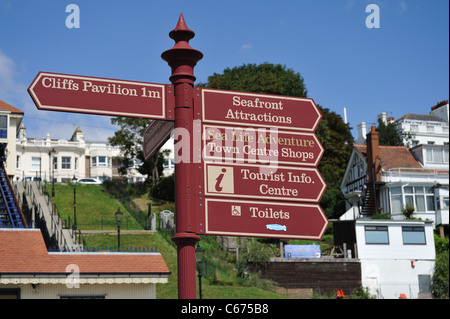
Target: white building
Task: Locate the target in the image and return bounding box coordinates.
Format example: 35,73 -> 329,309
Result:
342,102 -> 449,230
0,100 -> 24,178
15,124 -> 146,183
356,101 -> 449,148
356,219 -> 435,299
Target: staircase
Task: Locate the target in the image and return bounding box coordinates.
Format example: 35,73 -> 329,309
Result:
14,181 -> 83,251
0,147 -> 26,228
360,182 -> 377,217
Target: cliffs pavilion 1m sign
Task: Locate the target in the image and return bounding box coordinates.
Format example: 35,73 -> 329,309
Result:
28,72 -> 173,119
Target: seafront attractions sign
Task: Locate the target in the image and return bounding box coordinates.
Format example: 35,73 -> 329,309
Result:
197,88 -> 322,132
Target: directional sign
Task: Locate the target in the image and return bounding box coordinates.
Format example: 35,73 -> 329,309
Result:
204,162 -> 326,203
144,120 -> 174,161
200,198 -> 328,240
28,72 -> 174,119
203,125 -> 324,166
196,88 -> 322,132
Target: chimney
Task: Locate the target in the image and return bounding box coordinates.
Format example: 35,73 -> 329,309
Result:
378,112 -> 387,125
366,126 -> 380,183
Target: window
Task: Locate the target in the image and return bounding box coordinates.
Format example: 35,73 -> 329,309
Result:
98,156 -> 107,166
0,115 -> 7,139
0,288 -> 20,299
404,186 -> 435,212
427,148 -> 448,163
91,156 -> 111,167
61,157 -> 71,169
391,187 -> 403,213
31,157 -> 41,171
365,226 -> 389,244
425,187 -> 435,211
402,226 -> 426,244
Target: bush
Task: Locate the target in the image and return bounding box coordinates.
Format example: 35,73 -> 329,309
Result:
150,174 -> 175,202
402,204 -> 415,219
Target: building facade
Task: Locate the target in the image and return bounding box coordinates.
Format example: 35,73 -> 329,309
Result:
0,100 -> 24,178
341,102 -> 449,230
15,125 -> 146,183
356,219 -> 435,299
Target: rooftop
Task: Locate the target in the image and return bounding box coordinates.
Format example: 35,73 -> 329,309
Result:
0,99 -> 24,114
0,229 -> 170,280
354,145 -> 422,170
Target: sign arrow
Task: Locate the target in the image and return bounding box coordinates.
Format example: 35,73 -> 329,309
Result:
28,72 -> 174,120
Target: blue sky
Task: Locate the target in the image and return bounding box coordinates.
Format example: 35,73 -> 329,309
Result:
0,0 -> 448,142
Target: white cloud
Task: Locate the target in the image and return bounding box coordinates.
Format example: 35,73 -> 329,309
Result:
398,1 -> 407,13
239,43 -> 253,52
0,49 -> 117,141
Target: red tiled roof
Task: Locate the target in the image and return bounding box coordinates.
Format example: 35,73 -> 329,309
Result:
0,100 -> 24,114
0,229 -> 170,275
354,145 -> 422,170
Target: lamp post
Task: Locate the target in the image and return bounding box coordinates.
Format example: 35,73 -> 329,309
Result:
71,175 -> 77,231
115,207 -> 123,251
195,243 -> 204,299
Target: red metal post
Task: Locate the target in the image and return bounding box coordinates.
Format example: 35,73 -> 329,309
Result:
161,14 -> 203,299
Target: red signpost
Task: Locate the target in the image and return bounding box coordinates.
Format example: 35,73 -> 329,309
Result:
28,14 -> 328,299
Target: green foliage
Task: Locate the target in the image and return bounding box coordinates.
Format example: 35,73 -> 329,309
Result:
433,249 -> 449,298
150,173 -> 175,202
401,204 -> 415,219
432,235 -> 449,299
375,118 -> 405,146
237,240 -> 272,278
108,117 -> 165,183
199,63 -> 308,98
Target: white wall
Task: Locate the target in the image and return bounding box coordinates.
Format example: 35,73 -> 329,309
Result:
3,283 -> 156,299
356,220 -> 435,299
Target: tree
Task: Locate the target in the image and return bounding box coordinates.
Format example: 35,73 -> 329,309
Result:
375,118 -> 404,146
201,63 -> 353,219
108,117 -> 165,185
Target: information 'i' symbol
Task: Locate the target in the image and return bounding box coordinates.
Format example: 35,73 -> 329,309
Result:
215,168 -> 227,192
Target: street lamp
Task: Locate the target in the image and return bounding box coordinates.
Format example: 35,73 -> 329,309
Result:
115,207 -> 123,251
71,175 -> 77,231
195,243 -> 204,299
